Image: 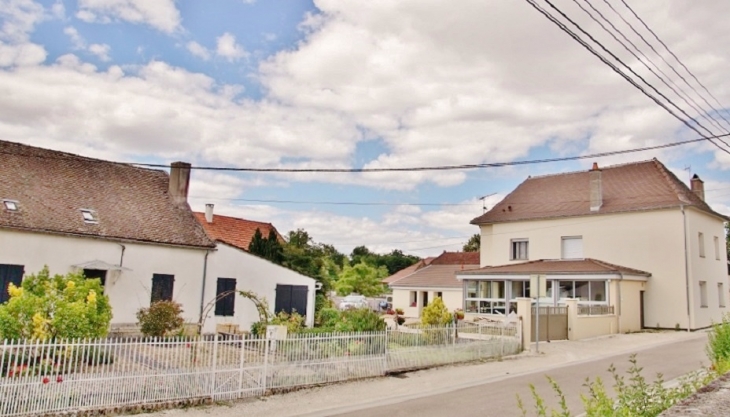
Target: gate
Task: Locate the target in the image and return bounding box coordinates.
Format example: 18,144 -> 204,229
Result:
531,306 -> 568,341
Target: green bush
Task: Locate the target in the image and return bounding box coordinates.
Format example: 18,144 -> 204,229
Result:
317,307 -> 341,329
335,308 -> 386,332
136,301 -> 184,337
0,267 -> 112,340
420,297 -> 452,326
707,313 -> 730,369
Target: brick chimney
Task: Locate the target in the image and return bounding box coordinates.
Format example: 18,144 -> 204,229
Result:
169,162 -> 191,205
590,162 -> 602,212
690,174 -> 705,201
205,203 -> 214,223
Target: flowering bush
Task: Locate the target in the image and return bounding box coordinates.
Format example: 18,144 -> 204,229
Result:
0,267 -> 112,340
420,297 -> 452,326
136,301 -> 184,338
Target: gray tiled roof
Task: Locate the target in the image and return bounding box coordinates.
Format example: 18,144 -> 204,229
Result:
0,140 -> 214,248
472,159 -> 729,225
390,252 -> 481,288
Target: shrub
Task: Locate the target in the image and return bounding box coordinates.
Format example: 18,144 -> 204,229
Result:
335,308 -> 386,332
421,297 -> 452,326
0,267 -> 112,340
317,307 -> 341,330
136,301 -> 184,337
706,313 -> 730,369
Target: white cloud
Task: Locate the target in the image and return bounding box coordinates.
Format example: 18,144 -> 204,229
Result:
76,0 -> 181,33
63,26 -> 84,48
186,41 -> 210,61
88,43 -> 111,61
0,40 -> 45,66
216,32 -> 247,62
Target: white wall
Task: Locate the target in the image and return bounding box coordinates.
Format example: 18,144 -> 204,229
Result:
480,208 -> 727,330
202,242 -> 316,333
0,228 -> 207,326
391,287 -> 462,318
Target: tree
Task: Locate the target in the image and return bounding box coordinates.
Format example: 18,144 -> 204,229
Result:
335,261 -> 388,297
248,228 -> 284,264
0,267 -> 113,340
349,246 -> 419,275
463,233 -> 480,252
421,297 -> 453,326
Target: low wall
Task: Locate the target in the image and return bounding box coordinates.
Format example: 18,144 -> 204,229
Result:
571,314 -> 619,340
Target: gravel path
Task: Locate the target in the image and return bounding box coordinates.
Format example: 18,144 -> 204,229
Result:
146,331 -> 706,417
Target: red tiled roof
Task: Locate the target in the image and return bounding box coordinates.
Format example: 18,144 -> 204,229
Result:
193,212 -> 283,251
458,258 -> 651,277
472,159 -> 729,225
0,140 -> 214,248
390,252 -> 481,288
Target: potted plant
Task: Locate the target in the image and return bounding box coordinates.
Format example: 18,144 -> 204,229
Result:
454,309 -> 465,321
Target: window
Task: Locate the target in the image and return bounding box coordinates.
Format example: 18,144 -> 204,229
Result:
561,236 -> 583,259
3,200 -> 18,211
80,209 -> 98,224
409,291 -> 417,307
151,274 -> 174,302
699,232 -> 705,258
464,280 -> 508,315
274,285 -> 308,315
719,283 -> 726,308
436,291 -> 443,299
215,278 -> 236,316
557,280 -> 607,304
0,264 -> 24,304
510,239 -> 529,260
715,236 -> 721,260
700,281 -> 708,308
83,269 -> 107,288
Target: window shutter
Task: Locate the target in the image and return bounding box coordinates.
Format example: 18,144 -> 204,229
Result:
275,284 -> 291,314
274,285 -> 308,316
215,278 -> 236,316
561,237 -> 584,259
0,264 -> 24,304
151,274 -> 175,303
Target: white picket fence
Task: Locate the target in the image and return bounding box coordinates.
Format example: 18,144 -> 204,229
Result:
0,321 -> 521,416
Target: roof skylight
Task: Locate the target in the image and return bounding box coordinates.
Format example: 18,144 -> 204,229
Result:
80,209 -> 98,223
3,200 -> 18,211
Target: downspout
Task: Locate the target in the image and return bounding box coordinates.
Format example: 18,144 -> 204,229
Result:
199,250 -> 210,330
617,272 -> 623,334
681,205 -> 692,332
118,244 -> 126,267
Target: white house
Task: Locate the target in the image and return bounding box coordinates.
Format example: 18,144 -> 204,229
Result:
193,206 -> 316,333
459,159 -> 729,333
0,140 -> 214,332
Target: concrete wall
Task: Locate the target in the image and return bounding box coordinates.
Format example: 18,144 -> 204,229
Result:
203,242 -> 316,333
618,279 -> 645,333
0,228 -> 207,326
685,208 -> 730,329
391,287 -> 462,318
480,208 -> 727,330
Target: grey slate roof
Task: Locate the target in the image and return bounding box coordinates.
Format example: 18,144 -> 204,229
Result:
0,140 -> 214,248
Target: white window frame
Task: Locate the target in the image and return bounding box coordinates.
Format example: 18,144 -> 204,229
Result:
555,280 -> 609,306
699,232 -> 705,258
714,236 -> 721,261
719,283 -> 726,308
510,239 -> 529,260
561,236 -> 584,259
700,281 -> 708,308
80,209 -> 98,224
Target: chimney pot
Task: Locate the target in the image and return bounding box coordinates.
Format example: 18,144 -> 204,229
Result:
168,161 -> 191,205
590,166 -> 602,211
690,174 -> 705,201
205,203 -> 214,223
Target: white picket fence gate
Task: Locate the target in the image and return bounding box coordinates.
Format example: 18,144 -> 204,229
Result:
0,321 -> 521,416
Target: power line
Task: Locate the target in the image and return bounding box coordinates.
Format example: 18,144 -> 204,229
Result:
523,0 -> 730,155
615,0 -> 730,130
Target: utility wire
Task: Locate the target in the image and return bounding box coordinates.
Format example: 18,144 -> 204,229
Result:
574,0 -> 730,137
615,0 -> 730,130
523,0 -> 730,155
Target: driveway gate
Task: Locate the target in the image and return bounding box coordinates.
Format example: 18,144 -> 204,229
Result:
531,306 -> 568,341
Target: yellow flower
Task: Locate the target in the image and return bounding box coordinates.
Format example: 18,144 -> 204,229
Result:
7,283 -> 22,298
86,290 -> 97,304
66,280 -> 75,289
32,313 -> 49,340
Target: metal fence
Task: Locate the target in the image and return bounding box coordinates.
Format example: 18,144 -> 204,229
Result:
0,321 -> 520,416
577,305 -> 615,316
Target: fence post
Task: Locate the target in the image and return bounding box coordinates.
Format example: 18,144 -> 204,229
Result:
238,335 -> 246,397
210,334 -> 219,400
500,323 -> 504,357
383,328 -> 389,374
262,332 -> 270,393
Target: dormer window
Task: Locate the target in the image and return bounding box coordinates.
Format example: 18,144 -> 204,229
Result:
3,200 -> 18,211
80,209 -> 98,224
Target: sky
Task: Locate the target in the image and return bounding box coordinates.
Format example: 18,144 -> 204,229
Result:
1,0 -> 729,257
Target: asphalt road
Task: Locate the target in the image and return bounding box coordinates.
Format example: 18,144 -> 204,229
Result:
326,335 -> 707,417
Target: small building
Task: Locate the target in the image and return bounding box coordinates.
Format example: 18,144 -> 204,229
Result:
390,251 -> 479,317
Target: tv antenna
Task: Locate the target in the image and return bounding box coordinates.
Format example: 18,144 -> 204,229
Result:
479,193 -> 496,213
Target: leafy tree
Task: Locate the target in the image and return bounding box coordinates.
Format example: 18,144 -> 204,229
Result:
335,261 -> 388,297
421,297 -> 453,326
136,301 -> 184,337
463,233 -> 480,252
248,228 -> 285,264
349,246 -> 419,275
0,267 -> 112,340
